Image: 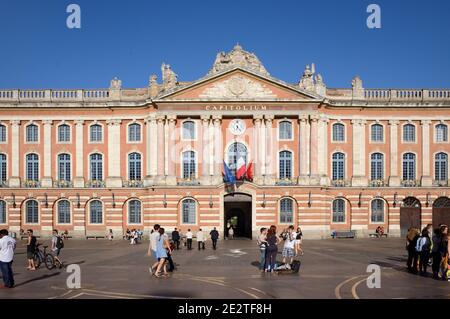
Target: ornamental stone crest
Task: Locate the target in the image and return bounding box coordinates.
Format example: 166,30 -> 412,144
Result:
199,75 -> 276,99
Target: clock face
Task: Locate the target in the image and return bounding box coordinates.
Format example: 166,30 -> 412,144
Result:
229,119 -> 246,135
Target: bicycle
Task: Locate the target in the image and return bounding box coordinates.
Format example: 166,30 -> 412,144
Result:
33,244 -> 63,270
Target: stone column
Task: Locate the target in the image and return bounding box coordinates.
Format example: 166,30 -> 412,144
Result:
9,120 -> 20,187
318,115 -> 329,186
106,119 -> 122,187
166,115 -> 177,185
309,115 -> 319,185
41,120 -> 53,187
73,120 -> 85,187
298,114 -> 310,185
144,115 -> 157,186
200,115 -> 211,184
421,120 -> 432,186
260,116 -> 266,177
264,115 -> 275,185
156,115 -> 165,183
212,115 -> 223,184
351,119 -> 368,186
388,120 -> 400,186
253,115 -> 263,184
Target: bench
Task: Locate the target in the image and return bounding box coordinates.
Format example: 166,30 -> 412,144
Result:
331,230 -> 355,239
369,233 -> 388,238
86,235 -> 105,240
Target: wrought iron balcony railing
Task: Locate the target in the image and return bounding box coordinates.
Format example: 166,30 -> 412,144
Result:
86,180 -> 105,188
0,180 -> 7,188
331,179 -> 351,187
177,178 -> 200,186
275,178 -> 296,186
53,180 -> 73,188
433,180 -> 449,187
401,179 -> 420,187
369,179 -> 387,187
123,180 -> 144,188
22,180 -> 40,188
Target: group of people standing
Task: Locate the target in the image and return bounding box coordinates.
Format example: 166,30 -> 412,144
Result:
170,227 -> 220,251
406,223 -> 450,280
257,225 -> 303,273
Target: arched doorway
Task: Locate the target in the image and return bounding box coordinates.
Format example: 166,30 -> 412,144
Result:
432,197 -> 450,228
400,197 -> 421,237
224,193 -> 252,239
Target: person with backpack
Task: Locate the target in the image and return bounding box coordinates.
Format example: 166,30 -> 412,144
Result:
406,227 -> 420,273
51,229 -> 64,266
416,228 -> 431,275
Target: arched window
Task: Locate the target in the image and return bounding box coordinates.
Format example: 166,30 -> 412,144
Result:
402,153 -> 416,181
332,123 -> 345,142
26,200 -> 39,224
182,151 -> 196,179
128,200 -> 141,224
280,198 -> 293,223
182,121 -> 196,140
58,154 -> 71,181
0,154 -> 6,182
332,152 -> 345,180
57,200 -> 71,224
279,151 -> 292,179
403,124 -> 416,142
370,153 -> 384,181
279,121 -> 292,140
128,123 -> 141,142
371,199 -> 384,223
90,124 -> 102,142
0,124 -> 6,142
435,152 -> 448,181
227,142 -> 247,174
371,124 -> 384,142
436,124 -> 448,142
332,199 -> 345,223
90,153 -> 103,181
26,124 -> 38,142
181,199 -> 196,224
90,200 -> 103,224
0,200 -> 6,224
26,153 -> 39,181
128,153 -> 141,181
58,124 -> 70,142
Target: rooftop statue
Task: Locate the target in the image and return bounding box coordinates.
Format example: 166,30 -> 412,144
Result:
161,63 -> 178,90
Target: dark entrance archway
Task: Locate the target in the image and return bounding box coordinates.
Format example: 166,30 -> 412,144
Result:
400,197 -> 421,237
224,193 -> 252,239
432,197 -> 450,228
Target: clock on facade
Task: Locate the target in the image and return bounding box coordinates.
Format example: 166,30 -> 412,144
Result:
229,119 -> 246,135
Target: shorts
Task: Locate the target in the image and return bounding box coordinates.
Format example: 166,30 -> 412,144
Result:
27,251 -> 34,259
282,247 -> 295,257
53,249 -> 61,257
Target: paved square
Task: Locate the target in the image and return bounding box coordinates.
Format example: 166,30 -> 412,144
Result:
0,238 -> 449,299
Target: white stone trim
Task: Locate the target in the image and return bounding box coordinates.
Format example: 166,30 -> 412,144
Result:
56,121 -> 72,144
180,118 -> 198,141
126,120 -> 143,144
54,198 -> 73,226
180,148 -> 199,179
24,121 -> 40,144
277,118 -> 294,142
88,121 -> 105,144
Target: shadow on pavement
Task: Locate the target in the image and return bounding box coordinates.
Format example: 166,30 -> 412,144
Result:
14,272 -> 62,288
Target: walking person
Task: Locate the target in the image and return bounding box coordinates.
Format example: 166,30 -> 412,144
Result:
281,226 -> 296,269
172,228 -> 180,250
186,229 -> 193,250
416,228 -> 431,275
197,229 -> 205,250
51,229 -> 64,267
26,229 -> 37,271
210,227 -> 219,250
0,229 -> 16,288
406,227 -> 420,273
107,229 -> 114,241
147,224 -> 161,274
431,226 -> 443,279
154,228 -> 171,278
257,227 -> 268,272
265,225 -> 280,273
228,227 -> 234,240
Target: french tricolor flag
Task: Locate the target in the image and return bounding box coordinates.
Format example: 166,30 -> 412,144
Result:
236,157 -> 246,180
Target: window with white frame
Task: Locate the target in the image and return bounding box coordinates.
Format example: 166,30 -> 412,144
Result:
128,200 -> 141,224
90,124 -> 102,142
436,124 -> 448,142
332,199 -> 345,223
182,151 -> 196,179
58,124 -> 70,142
435,152 -> 448,181
26,200 -> 39,224
332,123 -> 345,142
182,121 -> 196,140
280,198 -> 293,223
90,153 -> 103,181
279,151 -> 292,179
371,199 -> 384,223
58,200 -> 71,224
128,123 -> 141,142
279,121 -> 292,140
0,200 -> 6,224
0,154 -> 6,183
26,153 -> 39,181
370,153 -> 384,181
332,152 -> 345,180
90,200 -> 103,224
0,124 -> 6,142
182,198 -> 196,224
403,124 -> 416,142
58,154 -> 71,181
371,124 -> 384,142
402,153 -> 416,181
128,152 -> 141,181
26,124 -> 38,142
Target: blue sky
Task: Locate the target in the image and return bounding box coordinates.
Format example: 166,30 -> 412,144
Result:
0,0 -> 449,89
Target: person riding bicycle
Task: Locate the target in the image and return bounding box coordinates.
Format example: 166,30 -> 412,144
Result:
51,229 -> 64,266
